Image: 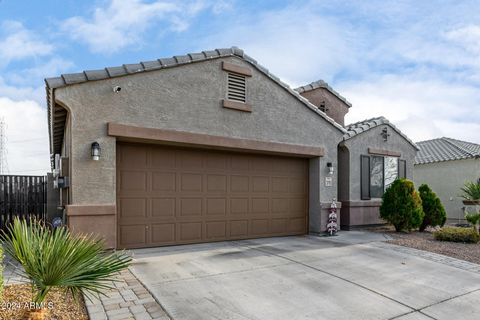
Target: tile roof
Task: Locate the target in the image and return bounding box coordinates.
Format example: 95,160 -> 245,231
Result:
45,47 -> 347,134
294,80 -> 352,108
415,137 -> 480,165
343,116 -> 419,150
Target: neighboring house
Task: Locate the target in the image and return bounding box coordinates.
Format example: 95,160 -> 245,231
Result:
414,137 -> 480,224
45,47 -> 417,249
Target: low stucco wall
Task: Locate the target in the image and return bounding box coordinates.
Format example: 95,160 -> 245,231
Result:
414,158 -> 480,223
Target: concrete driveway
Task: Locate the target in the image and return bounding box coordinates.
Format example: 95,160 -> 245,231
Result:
130,232 -> 480,320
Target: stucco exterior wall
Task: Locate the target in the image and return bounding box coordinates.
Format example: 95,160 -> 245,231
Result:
53,56 -> 345,239
341,125 -> 417,201
414,158 -> 480,223
338,125 -> 417,228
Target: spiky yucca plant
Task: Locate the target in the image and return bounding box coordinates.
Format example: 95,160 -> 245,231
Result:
461,181 -> 480,201
1,218 -> 131,318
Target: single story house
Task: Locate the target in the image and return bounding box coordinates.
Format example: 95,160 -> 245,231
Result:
46,47 -> 417,249
414,137 -> 480,224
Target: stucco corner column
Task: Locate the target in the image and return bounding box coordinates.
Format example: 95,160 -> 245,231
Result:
308,157 -> 342,233
66,204 -> 116,248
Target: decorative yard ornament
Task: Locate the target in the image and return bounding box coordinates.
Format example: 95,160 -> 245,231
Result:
327,198 -> 338,236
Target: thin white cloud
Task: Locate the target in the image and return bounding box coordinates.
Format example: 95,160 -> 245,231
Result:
196,4 -> 355,86
341,75 -> 480,143
62,0 -> 218,54
0,21 -> 54,66
0,77 -> 44,104
8,57 -> 75,87
445,24 -> 480,55
0,97 -> 50,176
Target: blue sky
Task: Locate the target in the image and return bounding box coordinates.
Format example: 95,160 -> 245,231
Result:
0,0 -> 479,175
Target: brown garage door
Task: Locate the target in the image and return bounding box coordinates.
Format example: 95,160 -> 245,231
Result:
117,143 -> 308,249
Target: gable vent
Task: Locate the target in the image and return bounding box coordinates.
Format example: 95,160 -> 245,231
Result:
227,72 -> 246,103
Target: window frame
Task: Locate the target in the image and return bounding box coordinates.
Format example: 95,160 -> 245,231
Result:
361,154 -> 406,200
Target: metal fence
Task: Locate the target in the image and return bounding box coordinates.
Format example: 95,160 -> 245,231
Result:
0,175 -> 47,229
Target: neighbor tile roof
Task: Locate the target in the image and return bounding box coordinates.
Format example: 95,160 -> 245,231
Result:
45,47 -> 347,135
343,116 -> 419,150
415,137 -> 480,165
294,80 -> 352,108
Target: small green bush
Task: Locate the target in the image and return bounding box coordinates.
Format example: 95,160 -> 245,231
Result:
419,184 -> 446,231
434,227 -> 480,243
380,179 -> 424,232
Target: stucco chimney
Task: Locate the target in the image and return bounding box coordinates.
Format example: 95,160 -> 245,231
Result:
295,80 -> 351,127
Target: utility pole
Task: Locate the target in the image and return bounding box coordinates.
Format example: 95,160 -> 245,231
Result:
0,117 -> 8,174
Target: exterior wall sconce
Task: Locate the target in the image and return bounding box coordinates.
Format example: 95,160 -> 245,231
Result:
381,127 -> 390,141
327,162 -> 334,175
91,142 -> 101,161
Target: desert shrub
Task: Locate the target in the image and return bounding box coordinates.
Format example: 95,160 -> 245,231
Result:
418,184 -> 446,231
434,226 -> 480,243
380,179 -> 424,232
1,218 -> 131,319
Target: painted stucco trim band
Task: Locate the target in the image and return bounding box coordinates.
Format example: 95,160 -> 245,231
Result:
108,123 -> 324,157
368,148 -> 401,157
222,99 -> 252,112
66,204 -> 116,216
222,61 -> 252,76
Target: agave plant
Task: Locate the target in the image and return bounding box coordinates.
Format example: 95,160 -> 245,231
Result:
1,218 -> 131,319
460,181 -> 480,201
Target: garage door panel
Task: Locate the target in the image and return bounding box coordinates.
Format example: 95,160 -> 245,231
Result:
289,218 -> 306,233
272,177 -> 289,193
151,149 -> 176,168
178,222 -> 202,241
152,172 -> 176,191
206,154 -> 227,170
181,173 -> 203,192
271,218 -> 288,233
251,198 -> 269,214
120,171 -> 147,191
252,157 -> 271,172
231,198 -> 249,214
180,198 -> 203,216
289,178 -> 306,193
252,176 -> 269,192
151,223 -> 176,244
272,198 -> 288,214
179,151 -> 203,169
117,143 -> 308,248
206,198 -> 227,216
206,221 -> 227,239
251,219 -> 269,235
231,156 -> 250,171
120,145 -> 148,168
229,220 -> 248,237
151,198 -> 176,218
120,225 -> 147,247
231,175 -> 249,192
207,174 -> 227,192
119,198 -> 147,218
290,198 -> 306,214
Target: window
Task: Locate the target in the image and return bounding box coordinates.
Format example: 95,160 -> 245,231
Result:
227,72 -> 246,103
361,155 -> 404,199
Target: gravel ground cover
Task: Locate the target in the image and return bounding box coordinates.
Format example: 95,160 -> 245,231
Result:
366,225 -> 480,265
0,284 -> 89,320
